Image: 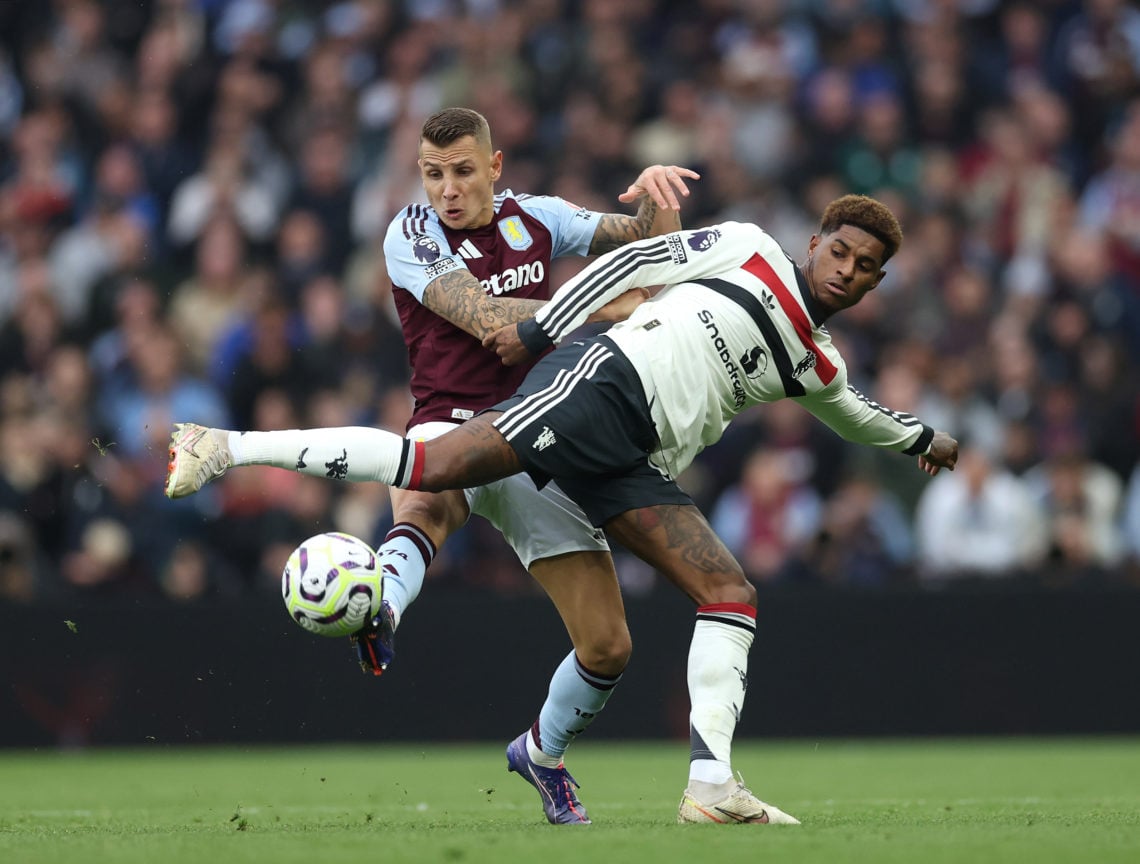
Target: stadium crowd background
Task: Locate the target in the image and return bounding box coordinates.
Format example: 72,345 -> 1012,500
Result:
0,0 -> 1138,606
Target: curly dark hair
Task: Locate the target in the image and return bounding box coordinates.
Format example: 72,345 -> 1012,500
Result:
420,107 -> 493,150
819,195 -> 903,262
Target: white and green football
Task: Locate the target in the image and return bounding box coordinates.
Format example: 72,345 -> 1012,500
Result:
281,532 -> 381,637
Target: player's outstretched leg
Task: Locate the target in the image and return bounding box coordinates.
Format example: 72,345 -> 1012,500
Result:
165,423 -> 233,498
506,728 -> 591,825
165,423 -> 428,498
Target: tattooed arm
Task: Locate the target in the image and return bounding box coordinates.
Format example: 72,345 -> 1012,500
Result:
421,268 -> 546,342
589,165 -> 700,255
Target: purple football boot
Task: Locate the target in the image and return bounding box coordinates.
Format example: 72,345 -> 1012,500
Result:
506,730 -> 591,825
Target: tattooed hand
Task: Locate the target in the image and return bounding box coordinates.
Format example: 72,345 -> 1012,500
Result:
619,165 -> 700,211
591,165 -> 700,254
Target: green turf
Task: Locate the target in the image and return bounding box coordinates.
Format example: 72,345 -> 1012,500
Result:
1,738 -> 1137,864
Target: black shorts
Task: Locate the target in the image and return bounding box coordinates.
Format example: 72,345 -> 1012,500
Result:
491,336 -> 693,526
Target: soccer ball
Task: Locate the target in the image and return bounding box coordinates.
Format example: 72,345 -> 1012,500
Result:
281,532 -> 382,637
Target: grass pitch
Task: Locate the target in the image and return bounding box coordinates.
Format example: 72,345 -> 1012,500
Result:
1,738 -> 1137,864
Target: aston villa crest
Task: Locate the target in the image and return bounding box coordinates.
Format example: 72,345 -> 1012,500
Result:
498,216 -> 533,250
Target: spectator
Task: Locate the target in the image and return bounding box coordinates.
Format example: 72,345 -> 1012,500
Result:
287,125 -> 357,275
167,217 -> 252,376
36,0 -> 128,132
1052,0 -> 1140,147
797,65 -> 860,182
166,125 -> 280,247
48,156 -> 151,329
125,87 -> 197,225
915,446 -> 1047,581
88,275 -> 163,398
1074,335 -> 1139,480
798,471 -> 915,588
1024,448 -> 1126,577
900,16 -> 978,148
1078,99 -> 1140,285
351,115 -> 428,244
962,106 -> 1070,278
916,353 -> 1006,462
0,0 -> 1138,597
0,272 -> 67,379
628,78 -> 704,170
274,208 -> 328,303
978,1 -> 1057,102
96,323 -> 229,464
839,89 -> 923,198
222,297 -> 307,430
89,321 -> 231,578
710,446 -> 822,584
356,22 -> 441,157
279,39 -> 355,154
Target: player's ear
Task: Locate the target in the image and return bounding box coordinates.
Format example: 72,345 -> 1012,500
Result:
870,268 -> 885,290
807,234 -> 821,257
490,150 -> 503,181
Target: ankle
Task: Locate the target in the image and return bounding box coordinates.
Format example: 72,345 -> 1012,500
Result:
687,776 -> 736,803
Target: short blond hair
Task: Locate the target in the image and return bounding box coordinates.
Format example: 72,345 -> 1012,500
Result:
420,107 -> 492,151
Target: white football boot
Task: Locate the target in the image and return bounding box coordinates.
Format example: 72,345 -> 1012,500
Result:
164,423 -> 233,499
678,779 -> 800,825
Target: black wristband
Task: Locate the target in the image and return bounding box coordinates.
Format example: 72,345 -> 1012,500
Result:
902,424 -> 935,456
517,318 -> 555,355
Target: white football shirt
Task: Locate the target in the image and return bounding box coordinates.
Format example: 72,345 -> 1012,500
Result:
527,221 -> 932,479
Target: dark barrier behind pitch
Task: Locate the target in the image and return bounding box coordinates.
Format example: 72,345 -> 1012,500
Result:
2,586 -> 1138,748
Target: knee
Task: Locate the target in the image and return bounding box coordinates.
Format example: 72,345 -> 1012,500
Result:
577,625 -> 632,677
696,566 -> 757,609
392,490 -> 469,536
732,579 -> 758,609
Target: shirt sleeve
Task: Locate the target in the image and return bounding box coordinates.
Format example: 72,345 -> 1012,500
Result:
523,222 -> 760,348
515,194 -> 602,258
797,372 -> 933,455
382,211 -> 467,302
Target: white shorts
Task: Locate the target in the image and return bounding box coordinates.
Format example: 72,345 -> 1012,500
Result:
409,422 -> 610,569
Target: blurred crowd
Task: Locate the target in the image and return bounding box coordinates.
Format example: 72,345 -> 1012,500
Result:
1,0 -> 1139,605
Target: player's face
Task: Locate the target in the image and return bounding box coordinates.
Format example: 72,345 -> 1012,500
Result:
804,225 -> 886,315
418,135 -> 503,230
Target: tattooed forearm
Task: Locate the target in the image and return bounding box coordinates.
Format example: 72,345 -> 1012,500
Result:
590,214 -> 644,255
589,198 -> 682,255
423,270 -> 546,339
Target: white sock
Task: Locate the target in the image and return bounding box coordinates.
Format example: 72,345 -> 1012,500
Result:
226,427 -> 419,486
526,726 -> 562,768
687,603 -> 756,786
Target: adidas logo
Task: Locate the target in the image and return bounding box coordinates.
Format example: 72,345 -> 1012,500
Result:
533,426 -> 556,451
457,239 -> 483,259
